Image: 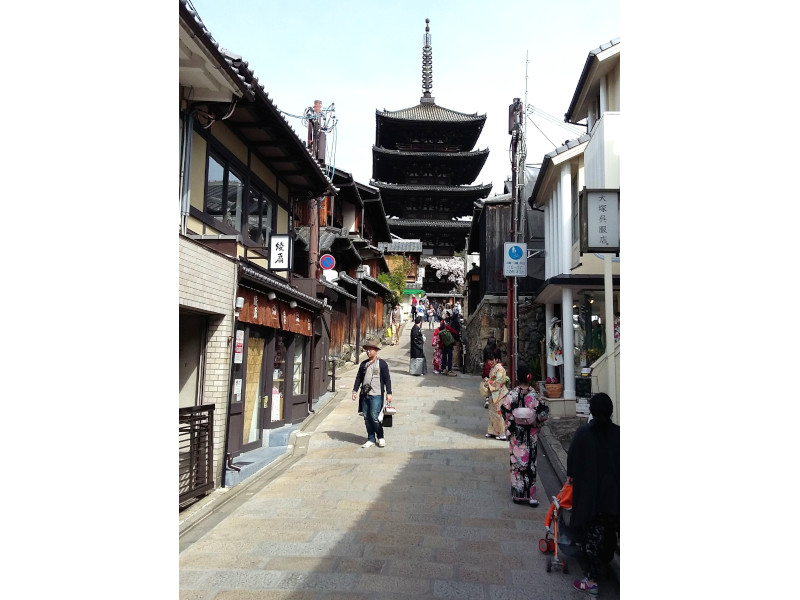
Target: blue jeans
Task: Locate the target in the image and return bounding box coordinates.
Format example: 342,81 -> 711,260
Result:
363,394 -> 384,442
441,346 -> 453,372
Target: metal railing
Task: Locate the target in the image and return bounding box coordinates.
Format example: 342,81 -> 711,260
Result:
179,404 -> 215,504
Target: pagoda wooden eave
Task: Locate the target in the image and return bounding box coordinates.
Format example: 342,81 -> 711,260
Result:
372,146 -> 489,185
376,103 -> 486,124
371,180 -> 492,199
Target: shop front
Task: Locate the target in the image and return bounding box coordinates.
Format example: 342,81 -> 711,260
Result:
226,285 -> 316,459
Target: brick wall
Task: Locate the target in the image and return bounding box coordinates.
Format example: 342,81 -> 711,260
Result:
179,236 -> 237,488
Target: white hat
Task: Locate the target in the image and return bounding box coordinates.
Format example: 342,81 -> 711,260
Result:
550,317 -> 561,325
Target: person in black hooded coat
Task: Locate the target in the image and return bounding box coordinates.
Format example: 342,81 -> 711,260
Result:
408,316 -> 427,375
566,392 -> 620,596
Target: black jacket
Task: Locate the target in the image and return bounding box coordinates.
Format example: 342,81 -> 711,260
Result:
410,324 -> 425,358
566,419 -> 620,536
352,357 -> 392,396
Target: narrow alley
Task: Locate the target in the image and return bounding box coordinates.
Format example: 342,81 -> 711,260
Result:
179,325 -> 619,599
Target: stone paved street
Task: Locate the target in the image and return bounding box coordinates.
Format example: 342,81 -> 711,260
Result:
179,327 -> 619,599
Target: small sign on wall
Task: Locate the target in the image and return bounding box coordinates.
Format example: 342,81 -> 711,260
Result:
233,330 -> 245,364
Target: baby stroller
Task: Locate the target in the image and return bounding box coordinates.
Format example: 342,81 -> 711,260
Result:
540,479 -> 580,573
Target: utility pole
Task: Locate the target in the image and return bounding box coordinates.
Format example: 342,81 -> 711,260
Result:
508,97 -> 523,387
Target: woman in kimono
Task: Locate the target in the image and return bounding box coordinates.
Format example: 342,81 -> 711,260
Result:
501,364 -> 549,506
482,348 -> 508,440
431,326 -> 442,374
409,316 -> 427,375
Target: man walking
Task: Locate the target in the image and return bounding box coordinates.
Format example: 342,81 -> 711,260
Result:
390,304 -> 402,346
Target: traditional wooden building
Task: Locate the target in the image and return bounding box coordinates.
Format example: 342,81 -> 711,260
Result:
370,18 -> 491,268
179,0 -> 341,497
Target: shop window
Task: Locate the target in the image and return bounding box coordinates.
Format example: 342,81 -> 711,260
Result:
292,337 -> 306,395
243,334 -> 265,445
572,175 -> 580,244
271,336 -> 286,422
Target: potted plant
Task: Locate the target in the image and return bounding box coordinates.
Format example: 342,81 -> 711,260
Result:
544,376 -> 563,398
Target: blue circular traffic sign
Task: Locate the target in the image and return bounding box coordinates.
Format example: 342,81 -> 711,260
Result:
320,254 -> 336,270
508,245 -> 523,260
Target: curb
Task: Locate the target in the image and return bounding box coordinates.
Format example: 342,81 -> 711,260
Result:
538,423 -> 569,485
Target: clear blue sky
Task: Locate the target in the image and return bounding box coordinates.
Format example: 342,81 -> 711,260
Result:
187,0 -> 619,196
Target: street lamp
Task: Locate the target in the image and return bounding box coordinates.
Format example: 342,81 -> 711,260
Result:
355,266 -> 366,363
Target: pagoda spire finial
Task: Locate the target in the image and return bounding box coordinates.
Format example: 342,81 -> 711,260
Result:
421,18 -> 434,103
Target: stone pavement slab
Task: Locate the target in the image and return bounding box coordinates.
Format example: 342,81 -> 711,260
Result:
180,328 -> 619,599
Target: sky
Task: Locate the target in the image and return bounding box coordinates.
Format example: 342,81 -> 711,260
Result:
186,0 -> 620,196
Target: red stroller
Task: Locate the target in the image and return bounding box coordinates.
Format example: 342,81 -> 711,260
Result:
540,479 -> 574,573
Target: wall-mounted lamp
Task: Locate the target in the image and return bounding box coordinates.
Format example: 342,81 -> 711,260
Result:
322,297 -> 328,308
267,292 -> 276,300
235,296 -> 245,310
288,300 -> 297,309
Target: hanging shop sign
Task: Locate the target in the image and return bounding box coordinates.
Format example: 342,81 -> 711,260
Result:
503,242 -> 527,277
580,189 -> 620,254
269,234 -> 291,270
237,288 -> 282,329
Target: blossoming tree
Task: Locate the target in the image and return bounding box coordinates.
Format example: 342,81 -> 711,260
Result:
422,255 -> 466,294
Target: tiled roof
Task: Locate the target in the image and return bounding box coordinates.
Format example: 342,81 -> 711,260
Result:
238,262 -> 323,309
528,135 -> 591,208
543,134 -> 592,160
338,273 -> 377,296
363,275 -> 392,294
388,219 -> 471,230
179,0 -> 254,101
320,278 -> 356,301
376,103 -> 486,123
565,38 -> 620,123
591,37 -> 621,56
378,241 -> 423,253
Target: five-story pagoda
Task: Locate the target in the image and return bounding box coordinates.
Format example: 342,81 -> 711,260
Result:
371,19 -> 491,262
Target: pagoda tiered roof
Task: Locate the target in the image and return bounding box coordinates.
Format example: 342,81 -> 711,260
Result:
371,180 -> 491,219
372,146 -> 489,185
376,103 -> 486,124
387,218 -> 471,253
370,18 -> 489,254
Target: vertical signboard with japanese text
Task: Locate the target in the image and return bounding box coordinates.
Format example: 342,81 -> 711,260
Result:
580,189 -> 620,254
269,235 -> 291,270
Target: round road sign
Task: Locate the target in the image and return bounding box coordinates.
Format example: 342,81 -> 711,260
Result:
320,254 -> 336,270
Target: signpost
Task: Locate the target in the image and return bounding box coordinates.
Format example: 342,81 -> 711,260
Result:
503,242 -> 527,277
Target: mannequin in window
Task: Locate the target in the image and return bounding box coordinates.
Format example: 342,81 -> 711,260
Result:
547,317 -> 563,367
